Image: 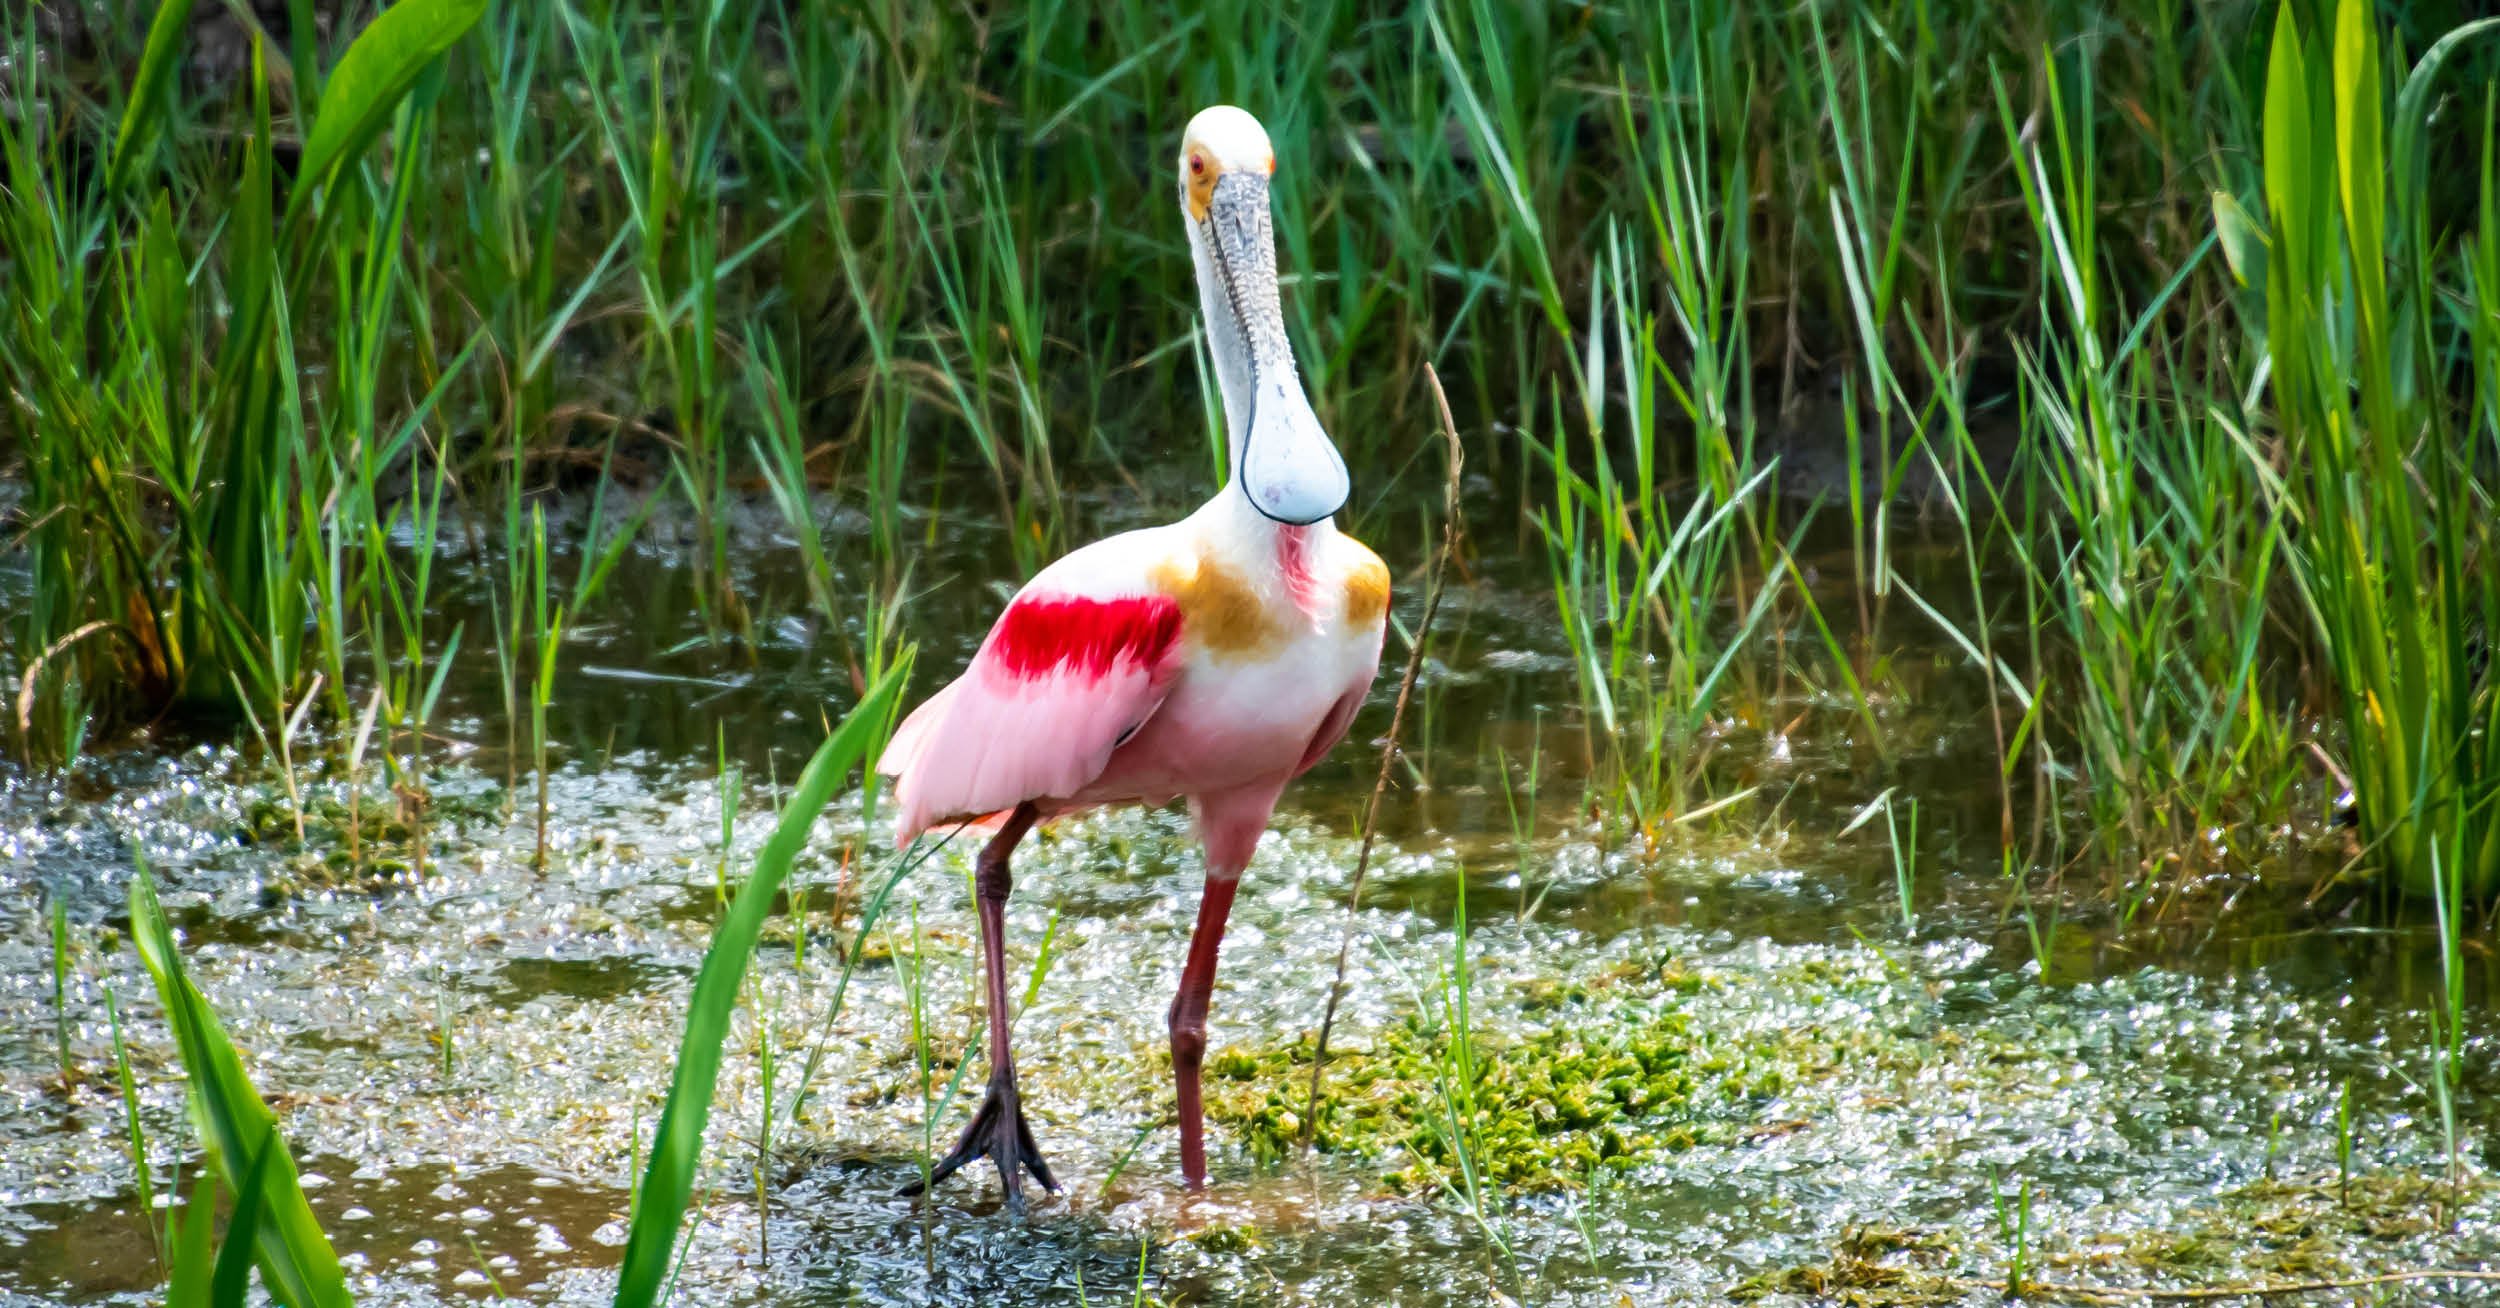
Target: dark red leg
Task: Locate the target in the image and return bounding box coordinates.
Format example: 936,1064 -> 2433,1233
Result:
901,803 -> 1058,1210
1168,873 -> 1240,1190
1166,785 -> 1281,1191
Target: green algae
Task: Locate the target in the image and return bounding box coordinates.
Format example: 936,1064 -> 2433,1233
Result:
2071,1170 -> 2493,1285
241,787 -> 504,896
9,679 -> 2497,1307
1181,1222 -> 1264,1256
1730,1225 -> 1962,1305
1737,1169 -> 2495,1305
1205,986 -> 1792,1195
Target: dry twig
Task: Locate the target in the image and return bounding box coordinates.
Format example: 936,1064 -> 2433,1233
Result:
1300,363 -> 1465,1147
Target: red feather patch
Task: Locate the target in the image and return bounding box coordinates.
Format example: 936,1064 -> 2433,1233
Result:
1276,524 -> 1319,614
984,594 -> 1183,681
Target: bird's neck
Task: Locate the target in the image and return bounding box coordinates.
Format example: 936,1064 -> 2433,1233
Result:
1190,222 -> 1298,479
1199,485 -> 1335,612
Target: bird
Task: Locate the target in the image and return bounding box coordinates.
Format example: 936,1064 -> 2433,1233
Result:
876,105 -> 1389,1208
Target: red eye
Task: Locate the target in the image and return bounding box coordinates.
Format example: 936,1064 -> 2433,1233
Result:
1188,153 -> 1206,175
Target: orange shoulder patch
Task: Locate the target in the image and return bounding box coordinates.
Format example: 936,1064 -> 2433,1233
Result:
1151,549 -> 1289,658
1342,543 -> 1391,627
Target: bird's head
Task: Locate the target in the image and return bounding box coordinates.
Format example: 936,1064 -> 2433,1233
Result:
1178,105 -> 1274,222
1178,106 -> 1347,527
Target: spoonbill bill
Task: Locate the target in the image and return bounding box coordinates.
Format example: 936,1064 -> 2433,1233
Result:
879,105 -> 1388,1207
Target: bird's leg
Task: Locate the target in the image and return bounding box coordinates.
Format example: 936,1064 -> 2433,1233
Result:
901,803 -> 1056,1210
1167,787 -> 1280,1191
1168,872 -> 1240,1190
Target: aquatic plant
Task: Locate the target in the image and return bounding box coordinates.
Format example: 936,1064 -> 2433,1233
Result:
0,0 -> 490,765
1208,946 -> 1812,1202
2245,2 -> 2500,905
1216,1010 -> 1722,1196
11,5 -> 2496,1289
1,0 -> 2494,1107
130,858 -> 351,1307
612,658 -> 906,1308
104,662 -> 908,1305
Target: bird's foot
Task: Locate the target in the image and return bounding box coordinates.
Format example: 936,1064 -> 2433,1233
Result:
899,1069 -> 1058,1212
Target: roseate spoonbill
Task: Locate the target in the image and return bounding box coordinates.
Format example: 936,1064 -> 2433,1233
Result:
878,105 -> 1388,1207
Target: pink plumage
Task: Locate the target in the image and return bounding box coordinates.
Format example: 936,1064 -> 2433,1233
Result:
884,589 -> 1184,847
880,103 -> 1388,1205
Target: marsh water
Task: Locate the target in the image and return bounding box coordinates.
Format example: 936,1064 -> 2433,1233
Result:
2,473 -> 2495,1306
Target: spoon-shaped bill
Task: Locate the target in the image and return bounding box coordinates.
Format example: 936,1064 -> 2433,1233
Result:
1239,377 -> 1349,525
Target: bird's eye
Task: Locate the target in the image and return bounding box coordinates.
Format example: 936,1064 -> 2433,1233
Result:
1188,153 -> 1206,176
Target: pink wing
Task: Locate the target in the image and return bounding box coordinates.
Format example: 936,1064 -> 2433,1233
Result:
880,587 -> 1184,847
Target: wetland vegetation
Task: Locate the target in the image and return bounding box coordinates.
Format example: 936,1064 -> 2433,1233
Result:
4,0 -> 2499,1303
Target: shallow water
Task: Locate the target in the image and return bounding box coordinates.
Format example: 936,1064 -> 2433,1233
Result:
2,483 -> 2494,1306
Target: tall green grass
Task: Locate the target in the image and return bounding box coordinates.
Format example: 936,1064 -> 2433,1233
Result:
6,0 -> 2500,916
1972,45 -> 2292,910
2238,0 -> 2500,1179
2249,3 -> 2500,903
2,0 -> 486,741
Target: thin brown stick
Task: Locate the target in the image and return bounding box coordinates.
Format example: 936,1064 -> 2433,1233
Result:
1300,364 -> 1465,1149
1945,1267 -> 2500,1303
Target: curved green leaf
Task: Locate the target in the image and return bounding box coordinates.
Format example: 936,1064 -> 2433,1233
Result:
131,863 -> 350,1308
211,1145 -> 277,1306
611,658 -> 912,1308
2391,16 -> 2500,232
287,0 -> 490,220
166,1169 -> 219,1308
106,0 -> 202,195
2211,190 -> 2269,290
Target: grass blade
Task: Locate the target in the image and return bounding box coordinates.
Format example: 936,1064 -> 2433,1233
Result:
106,0 -> 202,194
166,1169 -> 218,1308
212,1144 -> 277,1305
287,0 -> 491,223
129,862 -> 350,1308
611,658 -> 911,1308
